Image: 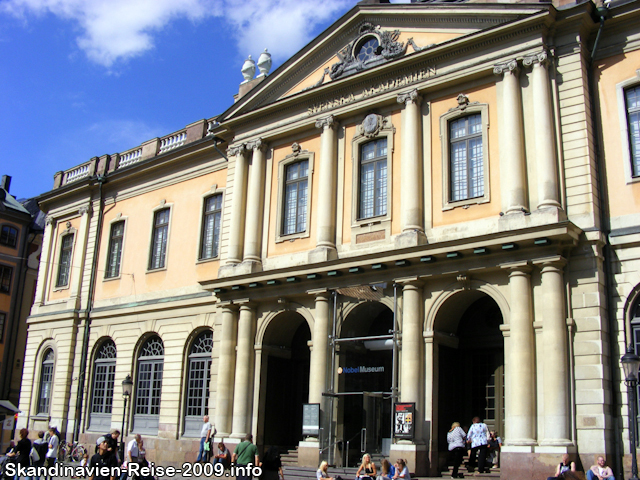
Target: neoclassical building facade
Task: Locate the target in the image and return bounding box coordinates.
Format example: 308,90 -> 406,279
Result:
16,0 -> 640,478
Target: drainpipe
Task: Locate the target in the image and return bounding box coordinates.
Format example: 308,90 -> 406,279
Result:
586,4 -> 622,477
73,175 -> 106,441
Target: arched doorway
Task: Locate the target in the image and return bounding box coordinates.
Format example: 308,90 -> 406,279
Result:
260,311 -> 311,449
337,301 -> 394,464
437,293 -> 504,452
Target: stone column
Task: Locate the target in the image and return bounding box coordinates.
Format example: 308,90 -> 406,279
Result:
231,303 -> 256,438
524,51 -> 561,210
226,145 -> 249,265
504,264 -> 536,445
397,90 -> 425,235
400,280 -> 424,439
243,139 -> 267,268
538,258 -> 571,445
309,291 -> 331,405
33,216 -> 55,308
310,115 -> 338,262
215,305 -> 238,436
495,60 -> 527,214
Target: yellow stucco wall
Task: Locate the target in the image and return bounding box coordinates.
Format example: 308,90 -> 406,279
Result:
267,134 -> 321,257
430,83 -> 501,226
94,169 -> 227,301
596,49 -> 640,217
48,216 -> 81,302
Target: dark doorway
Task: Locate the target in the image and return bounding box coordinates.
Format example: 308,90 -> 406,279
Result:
438,295 -> 504,452
263,318 -> 311,447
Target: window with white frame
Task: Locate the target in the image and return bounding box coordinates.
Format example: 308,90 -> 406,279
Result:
625,85 -> 640,177
105,221 -> 125,278
184,331 -> 213,435
37,349 -> 54,414
283,160 -> 309,235
134,336 -> 164,434
56,234 -> 73,287
200,195 -> 222,260
149,209 -> 170,270
90,340 -> 116,430
359,138 -> 388,220
440,100 -> 490,210
0,225 -> 18,248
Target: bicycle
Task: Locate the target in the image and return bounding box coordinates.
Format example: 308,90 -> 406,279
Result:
58,441 -> 88,463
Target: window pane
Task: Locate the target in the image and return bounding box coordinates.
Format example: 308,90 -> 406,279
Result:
0,266 -> 11,293
56,234 -> 73,287
106,222 -> 124,278
359,138 -> 387,220
0,226 -> 18,247
150,209 -> 169,269
630,111 -> 640,177
282,160 -> 309,235
449,114 -> 483,202
201,195 -> 222,259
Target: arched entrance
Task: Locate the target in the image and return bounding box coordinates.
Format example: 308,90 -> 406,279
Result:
260,311 -> 311,449
337,301 -> 394,464
436,293 -> 504,452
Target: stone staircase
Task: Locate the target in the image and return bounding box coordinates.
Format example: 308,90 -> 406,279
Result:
280,446 -> 300,467
440,455 -> 500,479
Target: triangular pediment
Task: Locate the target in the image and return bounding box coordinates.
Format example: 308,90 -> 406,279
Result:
219,2 -> 549,123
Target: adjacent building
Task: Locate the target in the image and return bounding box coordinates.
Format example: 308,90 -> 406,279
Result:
15,0 -> 640,478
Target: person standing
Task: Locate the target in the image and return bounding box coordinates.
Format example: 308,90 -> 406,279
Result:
88,437 -> 118,480
260,446 -> 283,480
196,416 -> 213,463
32,431 -> 48,479
447,422 -> 466,479
44,427 -> 58,480
466,417 -> 489,474
231,434 -> 259,480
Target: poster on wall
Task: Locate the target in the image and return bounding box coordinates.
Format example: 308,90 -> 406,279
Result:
394,403 -> 415,439
302,403 -> 320,436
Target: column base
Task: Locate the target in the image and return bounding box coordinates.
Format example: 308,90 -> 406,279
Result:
297,440 -> 320,468
389,443 -> 428,477
308,246 -> 338,263
395,230 -> 428,248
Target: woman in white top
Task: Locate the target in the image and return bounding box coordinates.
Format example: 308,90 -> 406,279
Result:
392,459 -> 410,480
447,422 -> 466,479
317,461 -> 334,480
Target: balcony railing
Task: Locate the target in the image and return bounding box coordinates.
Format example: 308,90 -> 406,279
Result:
65,163 -> 91,184
159,131 -> 186,154
118,148 -> 143,168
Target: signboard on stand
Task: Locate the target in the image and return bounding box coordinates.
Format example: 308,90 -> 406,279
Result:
302,403 -> 320,436
393,403 -> 414,439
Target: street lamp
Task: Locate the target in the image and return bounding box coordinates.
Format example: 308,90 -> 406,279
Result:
621,347 -> 640,480
120,375 -> 133,461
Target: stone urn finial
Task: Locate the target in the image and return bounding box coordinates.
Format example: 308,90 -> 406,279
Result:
257,49 -> 272,76
241,55 -> 256,82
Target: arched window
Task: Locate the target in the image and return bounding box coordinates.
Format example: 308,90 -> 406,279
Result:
184,331 -> 213,436
355,36 -> 379,63
89,340 -> 116,430
133,336 -> 164,434
37,349 -> 55,414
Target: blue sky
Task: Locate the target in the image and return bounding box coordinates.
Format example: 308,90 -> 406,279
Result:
0,0 -> 365,200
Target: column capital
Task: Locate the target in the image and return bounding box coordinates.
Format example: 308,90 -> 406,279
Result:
315,115 -> 337,130
493,59 -> 519,76
78,204 -> 92,216
397,89 -> 422,106
45,215 -> 55,226
247,138 -> 268,152
523,50 -> 550,68
227,144 -> 247,157
238,300 -> 257,311
307,288 -> 331,297
218,301 -> 239,311
397,277 -> 423,289
501,260 -> 532,273
533,255 -> 567,270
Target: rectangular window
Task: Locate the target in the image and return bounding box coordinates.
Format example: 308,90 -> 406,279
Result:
56,234 -> 73,287
359,138 -> 387,219
200,195 -> 222,260
626,86 -> 640,177
38,360 -> 54,414
283,160 -> 309,235
0,266 -> 12,293
0,226 -> 18,248
149,209 -> 170,270
0,312 -> 5,342
105,221 -> 125,278
91,363 -> 116,414
450,114 -> 483,202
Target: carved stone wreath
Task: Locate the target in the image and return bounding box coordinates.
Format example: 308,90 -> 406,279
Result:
356,114 -> 391,138
329,23 -> 410,81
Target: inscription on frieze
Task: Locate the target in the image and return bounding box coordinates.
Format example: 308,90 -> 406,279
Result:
307,66 -> 436,115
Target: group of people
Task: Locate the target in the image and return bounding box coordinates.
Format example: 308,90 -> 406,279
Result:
446,417 -> 501,477
316,454 -> 410,480
546,454 -> 615,480
1,426 -> 61,480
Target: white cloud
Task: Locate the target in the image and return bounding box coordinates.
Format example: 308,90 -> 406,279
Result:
1,0 -> 353,67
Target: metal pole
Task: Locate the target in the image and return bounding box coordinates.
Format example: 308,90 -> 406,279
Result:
390,283 -> 399,444
120,396 -> 128,462
630,380 -> 639,480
